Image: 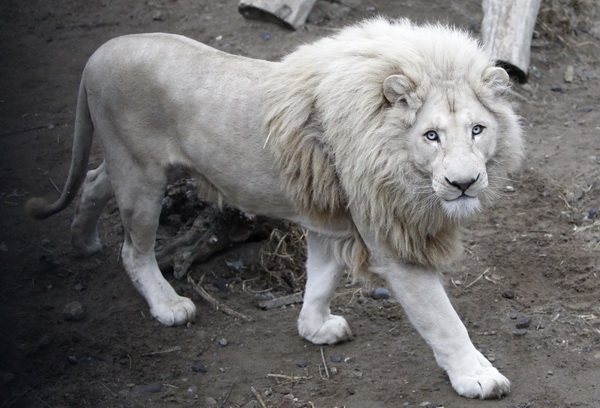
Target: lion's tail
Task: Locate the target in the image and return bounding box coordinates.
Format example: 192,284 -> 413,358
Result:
25,79 -> 94,220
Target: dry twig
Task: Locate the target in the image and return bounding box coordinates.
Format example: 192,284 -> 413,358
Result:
250,386 -> 268,408
188,275 -> 252,322
319,346 -> 330,380
141,346 -> 182,357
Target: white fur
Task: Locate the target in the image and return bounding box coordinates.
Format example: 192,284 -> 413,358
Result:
26,19 -> 523,399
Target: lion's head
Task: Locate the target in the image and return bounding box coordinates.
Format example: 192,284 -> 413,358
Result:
264,18 -> 524,268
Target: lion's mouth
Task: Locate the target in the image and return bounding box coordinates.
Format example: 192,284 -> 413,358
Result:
440,195 -> 481,219
445,193 -> 477,202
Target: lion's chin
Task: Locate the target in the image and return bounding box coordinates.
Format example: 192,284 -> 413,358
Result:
441,196 -> 481,220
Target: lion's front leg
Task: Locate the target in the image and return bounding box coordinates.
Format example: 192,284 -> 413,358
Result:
375,261 -> 510,399
297,231 -> 353,345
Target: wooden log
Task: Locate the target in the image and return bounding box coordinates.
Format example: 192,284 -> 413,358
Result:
481,0 -> 541,83
238,0 -> 317,30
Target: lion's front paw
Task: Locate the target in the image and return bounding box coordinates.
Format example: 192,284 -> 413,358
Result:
150,296 -> 197,326
448,352 -> 510,399
298,314 -> 352,345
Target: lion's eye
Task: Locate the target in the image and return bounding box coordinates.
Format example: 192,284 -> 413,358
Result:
472,125 -> 485,136
424,130 -> 439,142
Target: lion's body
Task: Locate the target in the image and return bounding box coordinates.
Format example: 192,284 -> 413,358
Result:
84,34 -> 294,219
26,19 -> 523,399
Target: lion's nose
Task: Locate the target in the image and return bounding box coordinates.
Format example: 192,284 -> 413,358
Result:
445,174 -> 479,193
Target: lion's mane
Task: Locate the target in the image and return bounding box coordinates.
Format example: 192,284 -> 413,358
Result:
264,18 -> 523,272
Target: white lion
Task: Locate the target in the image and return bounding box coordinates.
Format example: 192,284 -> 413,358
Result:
26,18 -> 523,399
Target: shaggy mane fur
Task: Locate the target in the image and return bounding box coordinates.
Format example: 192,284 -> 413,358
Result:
263,18 -> 523,271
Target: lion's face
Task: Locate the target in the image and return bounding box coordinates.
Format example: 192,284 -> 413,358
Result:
383,67 -> 511,221
408,86 -> 499,219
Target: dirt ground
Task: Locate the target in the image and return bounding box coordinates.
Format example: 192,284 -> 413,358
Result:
1,0 -> 599,407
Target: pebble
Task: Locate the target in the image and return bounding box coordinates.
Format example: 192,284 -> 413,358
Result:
191,364 -> 207,373
371,287 -> 391,300
330,355 -> 343,363
63,301 -> 86,321
564,65 -> 574,83
502,290 -> 515,299
584,208 -> 598,219
295,361 -> 308,368
516,317 -> 532,329
261,33 -> 271,41
218,338 -> 228,346
152,11 -> 166,21
205,396 -> 218,406
134,382 -> 162,393
513,329 -> 528,336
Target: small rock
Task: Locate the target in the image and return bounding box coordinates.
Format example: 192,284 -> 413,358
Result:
513,329 -> 528,336
261,33 -> 271,41
584,208 -> 598,219
371,287 -> 391,300
503,185 -> 516,192
152,11 -> 166,21
205,396 -> 218,406
134,382 -> 162,393
191,364 -> 207,373
564,65 -> 574,83
63,301 -> 86,321
582,346 -> 593,353
295,361 -> 308,368
330,355 -> 343,363
516,317 -> 532,329
502,290 -> 515,299
218,338 -> 228,346
510,313 -> 518,320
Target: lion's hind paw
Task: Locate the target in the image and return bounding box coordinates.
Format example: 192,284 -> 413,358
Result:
451,366 -> 510,399
150,296 -> 197,326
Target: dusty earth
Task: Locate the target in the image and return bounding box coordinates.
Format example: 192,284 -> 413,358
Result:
1,0 -> 599,407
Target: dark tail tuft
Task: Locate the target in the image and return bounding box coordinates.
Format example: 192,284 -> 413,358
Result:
24,197 -> 54,220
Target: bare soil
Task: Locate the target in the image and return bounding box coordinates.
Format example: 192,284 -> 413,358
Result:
1,1 -> 599,407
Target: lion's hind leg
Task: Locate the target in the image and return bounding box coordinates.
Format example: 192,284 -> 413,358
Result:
110,160 -> 196,326
297,231 -> 353,345
70,161 -> 113,256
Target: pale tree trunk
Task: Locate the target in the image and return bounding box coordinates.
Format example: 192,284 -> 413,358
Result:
481,0 -> 541,83
238,0 -> 317,30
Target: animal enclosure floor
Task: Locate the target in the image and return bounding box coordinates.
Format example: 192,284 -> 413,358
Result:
0,0 -> 598,407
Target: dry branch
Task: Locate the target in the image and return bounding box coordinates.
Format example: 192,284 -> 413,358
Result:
258,292 -> 303,310
157,205 -> 257,279
188,275 -> 252,322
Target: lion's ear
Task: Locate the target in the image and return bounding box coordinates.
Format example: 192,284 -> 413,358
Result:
383,74 -> 416,107
482,66 -> 510,95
